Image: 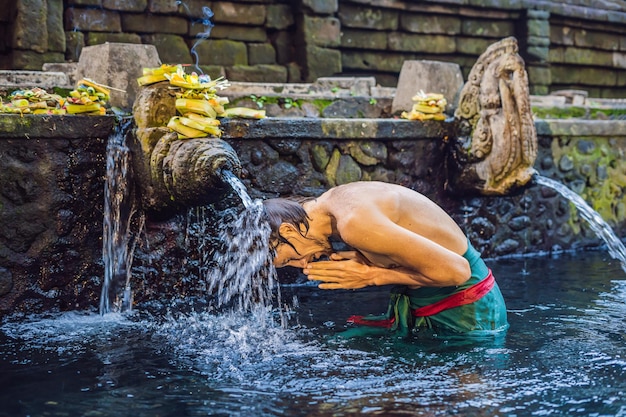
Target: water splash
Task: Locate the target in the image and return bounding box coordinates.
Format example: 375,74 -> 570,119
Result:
205,198 -> 279,314
101,118 -> 137,315
177,172 -> 279,319
534,174 -> 626,273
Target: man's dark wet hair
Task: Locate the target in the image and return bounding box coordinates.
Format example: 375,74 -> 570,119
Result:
262,197 -> 311,249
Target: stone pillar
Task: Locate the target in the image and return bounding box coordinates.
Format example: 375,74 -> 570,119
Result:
74,43 -> 161,110
4,0 -> 65,69
295,0 -> 342,82
391,60 -> 464,115
523,9 -> 552,95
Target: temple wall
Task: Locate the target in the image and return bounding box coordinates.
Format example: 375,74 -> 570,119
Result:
1,115 -> 625,313
1,0 -> 626,97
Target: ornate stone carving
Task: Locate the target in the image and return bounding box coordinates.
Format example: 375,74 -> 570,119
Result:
131,82 -> 241,217
447,37 -> 537,196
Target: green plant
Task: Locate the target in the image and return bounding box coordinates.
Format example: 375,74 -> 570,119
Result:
249,94 -> 266,109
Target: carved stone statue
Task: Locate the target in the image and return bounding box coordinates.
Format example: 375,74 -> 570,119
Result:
447,37 -> 537,196
131,82 -> 241,217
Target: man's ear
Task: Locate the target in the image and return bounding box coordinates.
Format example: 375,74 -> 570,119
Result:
278,223 -> 299,238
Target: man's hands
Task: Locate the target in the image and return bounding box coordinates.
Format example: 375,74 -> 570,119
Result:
303,251 -> 374,290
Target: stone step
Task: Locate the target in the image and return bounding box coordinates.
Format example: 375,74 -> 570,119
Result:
0,70 -> 72,90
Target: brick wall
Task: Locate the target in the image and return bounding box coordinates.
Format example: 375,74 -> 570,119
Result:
1,0 -> 625,97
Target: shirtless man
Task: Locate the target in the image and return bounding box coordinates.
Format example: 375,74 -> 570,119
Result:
263,181 -> 508,337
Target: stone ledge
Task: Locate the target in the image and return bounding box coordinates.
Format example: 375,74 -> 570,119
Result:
1,114 -> 624,141
221,117 -> 454,140
0,114 -> 116,139
535,119 -> 626,136
0,71 -> 72,90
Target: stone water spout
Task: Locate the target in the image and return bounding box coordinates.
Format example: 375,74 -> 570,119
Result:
447,37 -> 537,196
131,82 -> 242,216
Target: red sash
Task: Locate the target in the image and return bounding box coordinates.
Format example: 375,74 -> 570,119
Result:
347,270 -> 495,328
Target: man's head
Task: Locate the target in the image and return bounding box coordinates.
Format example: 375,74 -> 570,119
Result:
263,198 -> 310,245
263,198 -> 329,268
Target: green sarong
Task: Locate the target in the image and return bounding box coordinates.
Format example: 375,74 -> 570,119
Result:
345,240 -> 509,339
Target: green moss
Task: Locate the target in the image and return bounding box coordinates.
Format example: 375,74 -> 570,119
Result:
532,106 -> 587,119
552,137 -> 626,229
589,108 -> 626,119
533,105 -> 626,120
246,95 -> 300,109
311,99 -> 333,113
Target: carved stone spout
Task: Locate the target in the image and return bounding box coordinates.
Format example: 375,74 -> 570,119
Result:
131,82 -> 242,216
447,37 -> 537,196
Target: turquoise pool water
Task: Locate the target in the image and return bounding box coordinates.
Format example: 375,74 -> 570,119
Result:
1,251 -> 625,416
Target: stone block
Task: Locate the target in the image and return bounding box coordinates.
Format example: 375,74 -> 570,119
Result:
287,62 -> 302,83
551,64 -> 617,86
300,45 -> 341,82
267,4 -> 294,30
388,33 -> 455,54
193,39 -> 248,66
13,0 -> 48,53
302,0 -> 337,14
197,65 -> 225,79
342,50 -> 405,73
462,19 -> 514,38
400,13 -> 461,35
574,30 -> 620,51
142,34 -> 193,64
248,43 -> 276,65
148,0 -> 179,13
102,0 -> 147,12
66,0 -> 102,5
175,0 -> 211,19
74,43 -> 161,109
302,16 -> 341,48
527,36 -> 550,47
213,2 -> 266,25
526,17 -> 550,38
526,65 -> 552,86
207,25 -> 267,42
558,46 -> 613,66
65,31 -> 84,62
273,31 -> 295,64
226,64 -> 288,83
526,9 -> 550,20
391,60 -> 464,115
456,37 -> 494,56
529,84 -> 548,96
314,76 -> 376,95
528,45 -> 550,64
614,52 -> 626,69
341,28 -> 387,50
64,7 -> 121,32
47,0 -> 66,53
0,69 -> 71,89
7,51 -> 65,70
338,4 -> 398,30
87,32 -> 142,46
121,13 -> 188,35
42,62 -> 79,84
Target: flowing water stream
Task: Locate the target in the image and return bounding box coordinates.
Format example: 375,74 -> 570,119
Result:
534,174 -> 626,273
100,118 -> 137,315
